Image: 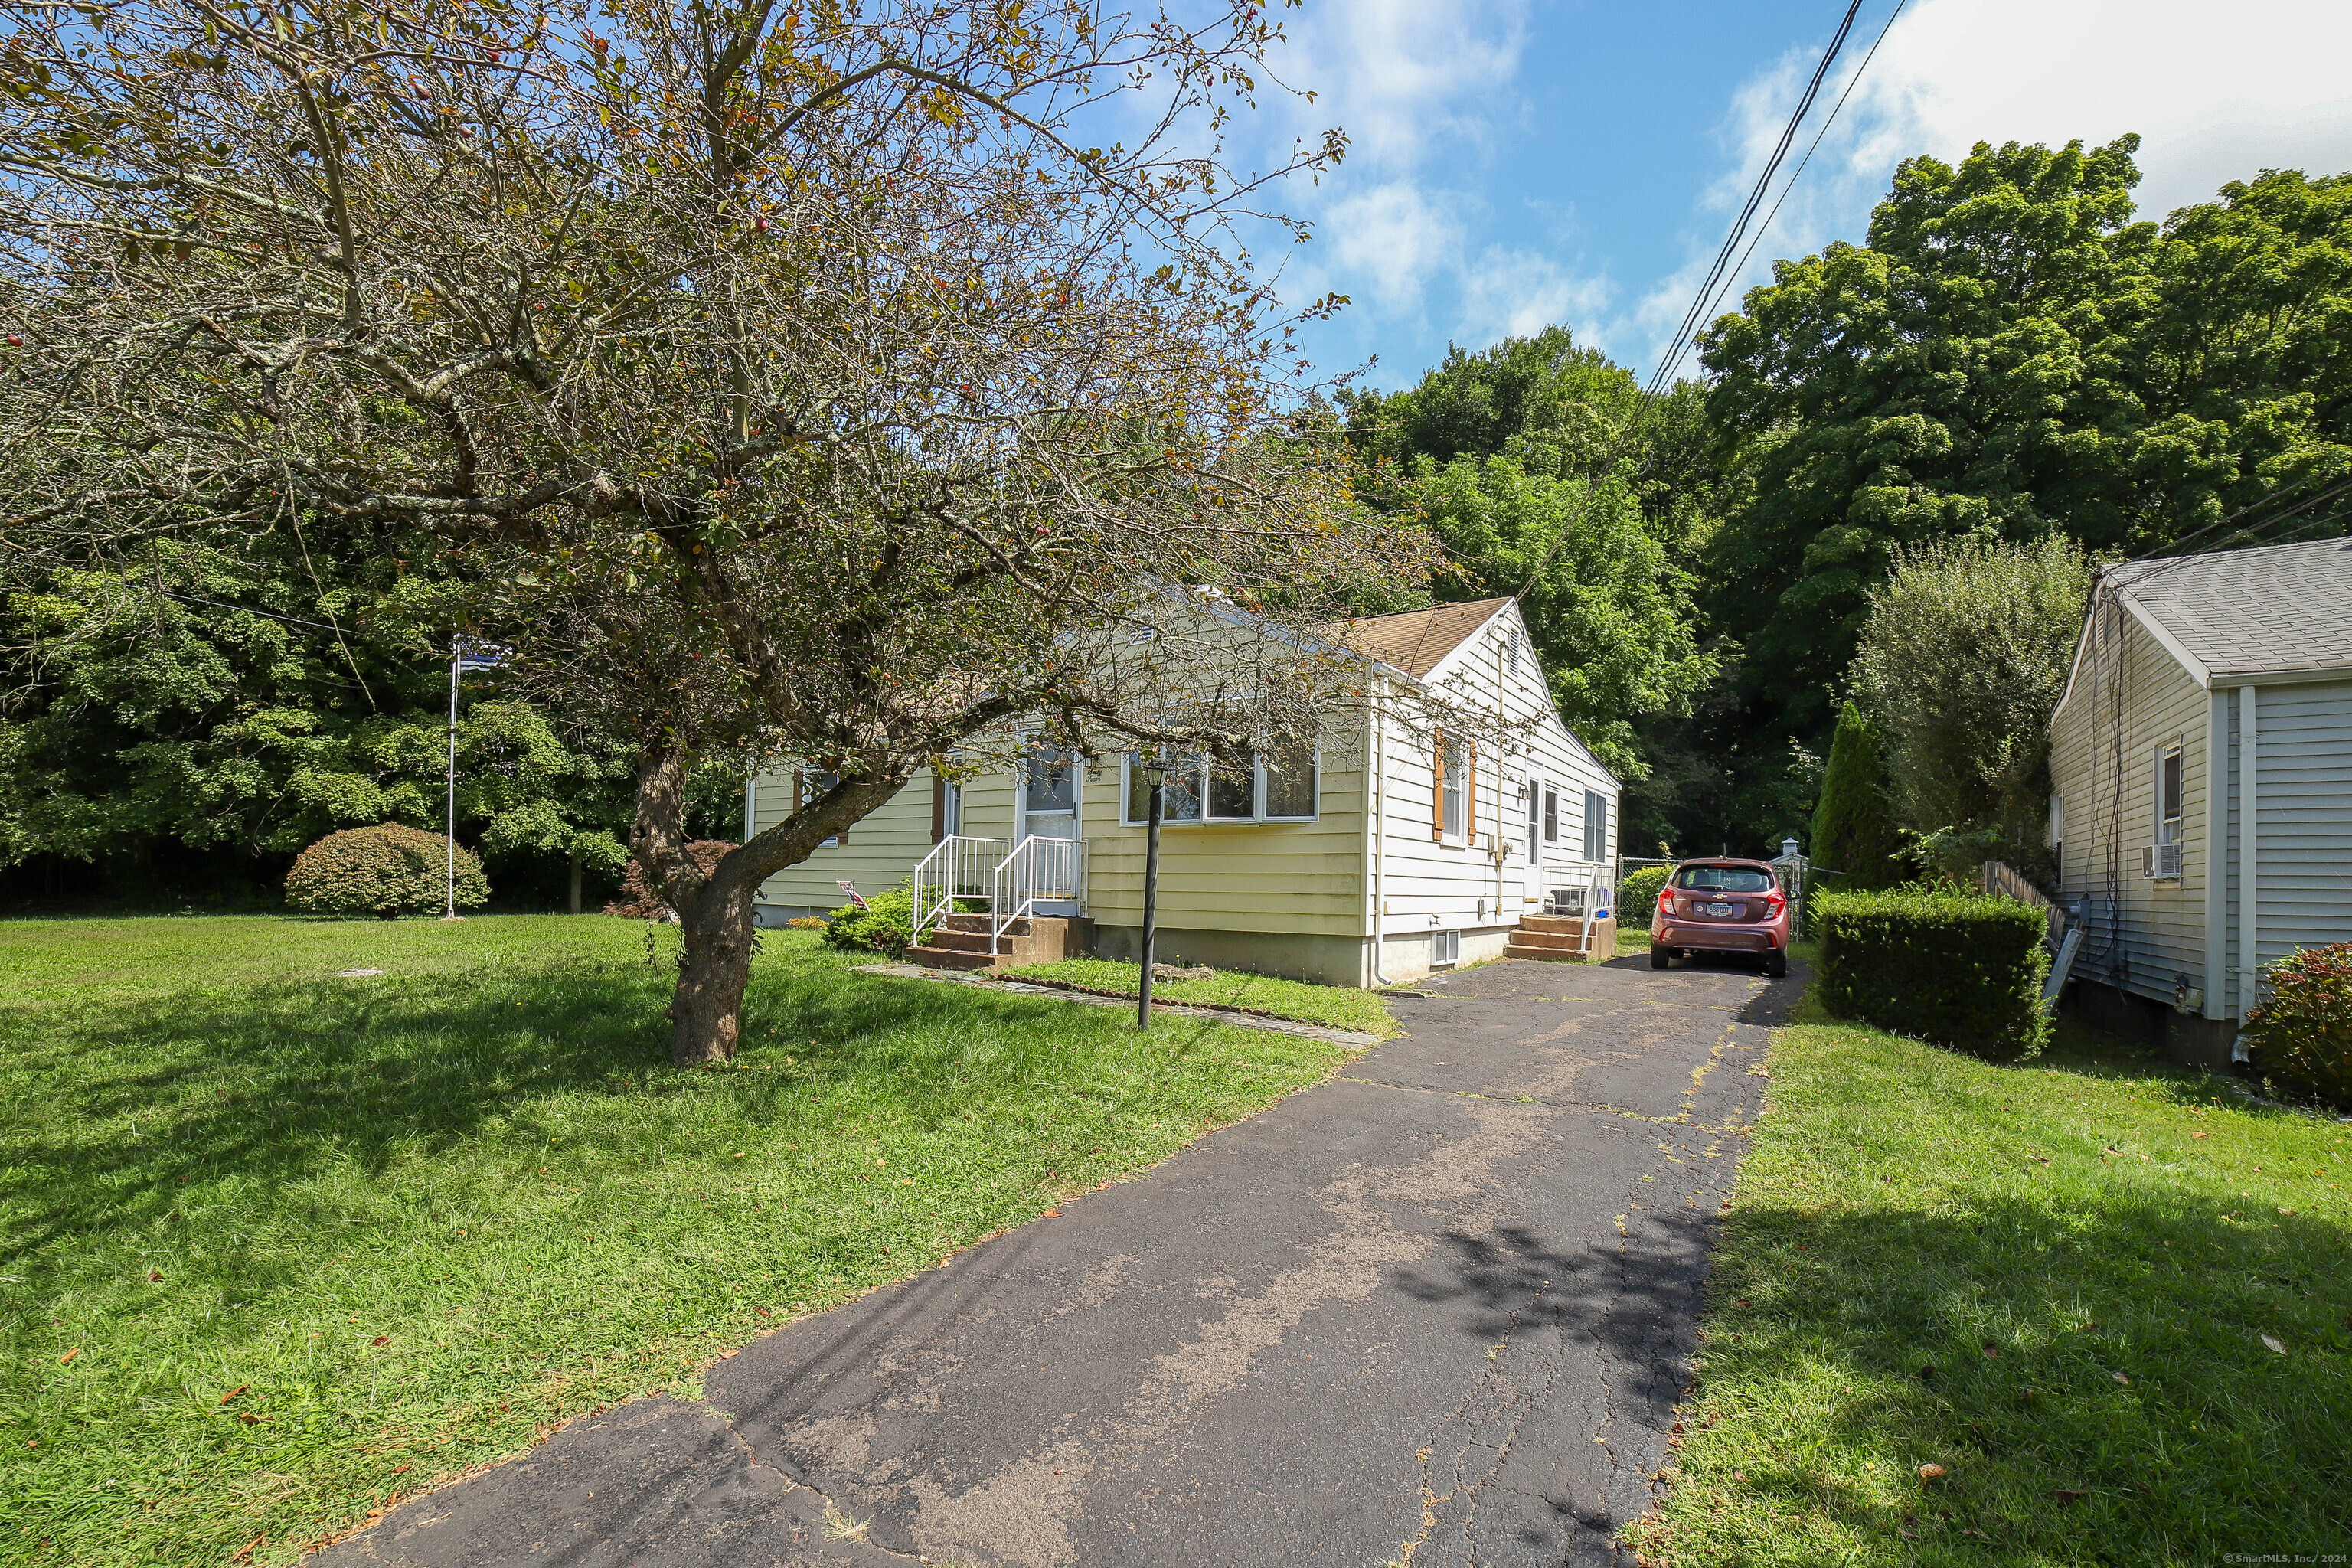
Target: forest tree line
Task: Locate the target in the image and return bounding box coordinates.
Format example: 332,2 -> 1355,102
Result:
5,132 -> 2350,907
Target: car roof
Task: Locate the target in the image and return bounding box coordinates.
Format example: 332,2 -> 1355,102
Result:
1677,858 -> 1774,869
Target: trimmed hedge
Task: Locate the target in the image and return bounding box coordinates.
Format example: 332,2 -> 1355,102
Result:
1813,889 -> 2051,1058
285,822 -> 488,918
2241,942 -> 2352,1107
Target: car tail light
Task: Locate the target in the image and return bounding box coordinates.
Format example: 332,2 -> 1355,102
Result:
1765,890 -> 1787,917
1658,886 -> 1676,912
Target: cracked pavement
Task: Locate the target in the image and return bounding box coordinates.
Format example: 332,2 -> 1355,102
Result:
316,951 -> 1796,1568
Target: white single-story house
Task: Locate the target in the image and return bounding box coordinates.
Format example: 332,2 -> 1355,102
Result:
2048,534 -> 2352,1063
746,596 -> 1622,986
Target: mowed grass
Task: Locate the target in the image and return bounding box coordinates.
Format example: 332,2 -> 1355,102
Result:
1,916 -> 1352,1565
1002,956 -> 1395,1036
1631,1005 -> 2352,1565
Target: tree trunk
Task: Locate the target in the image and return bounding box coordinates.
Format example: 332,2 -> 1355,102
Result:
569,845 -> 582,914
669,880 -> 756,1066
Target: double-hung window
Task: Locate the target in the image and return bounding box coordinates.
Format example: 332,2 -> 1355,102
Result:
2148,743 -> 2184,878
1581,790 -> 1609,863
1123,732 -> 1317,825
800,769 -> 843,847
1436,737 -> 1468,841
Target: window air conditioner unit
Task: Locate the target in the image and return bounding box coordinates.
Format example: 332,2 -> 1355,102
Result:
1432,929 -> 1461,967
2143,842 -> 2183,879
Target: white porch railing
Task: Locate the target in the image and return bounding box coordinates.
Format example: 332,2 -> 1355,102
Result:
992,835 -> 1088,955
1537,858 -> 1614,958
912,834 -> 1009,938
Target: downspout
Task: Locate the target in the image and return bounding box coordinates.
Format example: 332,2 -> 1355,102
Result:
1369,682 -> 1393,987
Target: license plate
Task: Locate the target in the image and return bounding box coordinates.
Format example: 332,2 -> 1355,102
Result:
1703,902 -> 1735,916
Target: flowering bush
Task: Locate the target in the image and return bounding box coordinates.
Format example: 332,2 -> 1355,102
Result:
285,823 -> 488,918
2242,943 -> 2352,1106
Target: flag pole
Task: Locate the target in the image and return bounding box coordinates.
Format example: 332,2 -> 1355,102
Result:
445,639 -> 460,920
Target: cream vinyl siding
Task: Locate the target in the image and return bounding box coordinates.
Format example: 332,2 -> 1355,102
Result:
748,766 -> 947,913
2049,607 -> 2215,1008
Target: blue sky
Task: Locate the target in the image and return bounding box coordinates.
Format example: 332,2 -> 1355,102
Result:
1240,0 -> 2352,394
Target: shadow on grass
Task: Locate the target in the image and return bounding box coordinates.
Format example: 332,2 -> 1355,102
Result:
5,952 -> 1138,1268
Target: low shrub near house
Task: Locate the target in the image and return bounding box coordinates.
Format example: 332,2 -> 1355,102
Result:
1812,889 -> 2051,1058
284,822 -> 488,917
2242,942 -> 2352,1106
823,882 -> 920,957
1620,865 -> 1670,921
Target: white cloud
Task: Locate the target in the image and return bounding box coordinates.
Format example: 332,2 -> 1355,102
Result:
1640,0 -> 2352,374
1320,181 -> 1462,315
1456,248 -> 1613,348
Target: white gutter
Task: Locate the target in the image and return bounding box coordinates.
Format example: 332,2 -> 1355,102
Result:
1369,681 -> 1393,987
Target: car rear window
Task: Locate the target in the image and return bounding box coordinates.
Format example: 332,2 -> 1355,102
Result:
1673,866 -> 1774,893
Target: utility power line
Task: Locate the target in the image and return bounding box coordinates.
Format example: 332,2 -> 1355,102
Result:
1644,0 -> 1870,401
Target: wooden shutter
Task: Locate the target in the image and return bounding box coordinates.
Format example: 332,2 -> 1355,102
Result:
1466,743 -> 1478,847
931,773 -> 947,842
1431,736 -> 1446,841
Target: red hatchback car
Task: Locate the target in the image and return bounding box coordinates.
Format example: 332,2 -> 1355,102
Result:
1651,858 -> 1790,977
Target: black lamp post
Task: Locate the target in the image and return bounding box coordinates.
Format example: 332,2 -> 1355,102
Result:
1138,753 -> 1168,1029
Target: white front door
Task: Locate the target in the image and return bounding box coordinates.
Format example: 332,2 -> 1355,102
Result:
1018,742 -> 1081,915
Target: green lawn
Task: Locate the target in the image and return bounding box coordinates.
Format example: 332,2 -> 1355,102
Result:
1632,1003 -> 2352,1564
1003,956 -> 1396,1037
2,916 -> 1349,1565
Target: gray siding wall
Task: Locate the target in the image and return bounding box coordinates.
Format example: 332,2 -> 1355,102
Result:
2254,681 -> 2352,971
2048,605 -> 2212,1006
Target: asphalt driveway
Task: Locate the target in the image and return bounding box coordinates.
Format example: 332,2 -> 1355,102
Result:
320,952 -> 1795,1568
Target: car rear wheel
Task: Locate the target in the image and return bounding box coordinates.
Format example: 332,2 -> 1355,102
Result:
1763,952 -> 1788,978
1650,945 -> 1671,970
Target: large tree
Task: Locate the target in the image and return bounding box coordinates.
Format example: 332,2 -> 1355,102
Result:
1700,137 -> 2352,776
0,0 -> 1432,1063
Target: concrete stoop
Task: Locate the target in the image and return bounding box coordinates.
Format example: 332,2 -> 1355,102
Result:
1503,913 -> 1618,964
903,912 -> 1096,972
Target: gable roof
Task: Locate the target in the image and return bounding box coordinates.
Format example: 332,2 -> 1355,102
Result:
2104,534 -> 2352,683
1315,596 -> 1515,679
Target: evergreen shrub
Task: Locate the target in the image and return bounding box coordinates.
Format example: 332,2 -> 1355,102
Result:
1813,889 -> 2051,1058
823,883 -> 921,957
284,822 -> 488,918
1810,701 -> 1903,887
2242,943 -> 2352,1107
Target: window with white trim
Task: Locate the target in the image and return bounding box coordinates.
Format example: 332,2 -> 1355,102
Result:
1582,790 -> 1609,863
1439,737 -> 1466,840
2156,745 -> 2183,848
1122,736 -> 1317,825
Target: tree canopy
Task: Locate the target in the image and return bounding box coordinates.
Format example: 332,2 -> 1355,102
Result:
1699,136 -> 2352,829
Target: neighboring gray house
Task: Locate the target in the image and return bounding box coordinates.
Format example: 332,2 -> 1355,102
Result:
2047,535 -> 2352,1064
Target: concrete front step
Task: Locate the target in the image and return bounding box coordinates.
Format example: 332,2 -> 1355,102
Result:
906,914 -> 1096,972
1504,915 -> 1618,963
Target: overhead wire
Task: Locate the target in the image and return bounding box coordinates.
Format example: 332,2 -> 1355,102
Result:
1643,0 -> 1867,401
1516,0 -> 1892,602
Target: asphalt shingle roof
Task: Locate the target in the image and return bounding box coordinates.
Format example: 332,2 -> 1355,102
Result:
2109,535 -> 2352,680
1314,597 -> 1514,679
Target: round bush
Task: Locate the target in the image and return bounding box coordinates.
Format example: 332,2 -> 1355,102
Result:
2243,942 -> 2352,1107
1620,864 -> 1670,921
822,883 -> 919,958
286,822 -> 489,918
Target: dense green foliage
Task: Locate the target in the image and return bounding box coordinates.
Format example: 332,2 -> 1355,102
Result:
283,822 -> 488,918
1700,139 -> 2352,831
1634,1011 -> 2352,1564
1,916 -> 1347,1563
1813,889 -> 2053,1057
1344,327 -> 1729,817
1808,703 -> 1904,887
2243,942 -> 2352,1106
1851,536 -> 2092,878
822,883 -> 922,958
1619,864 -> 1671,920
